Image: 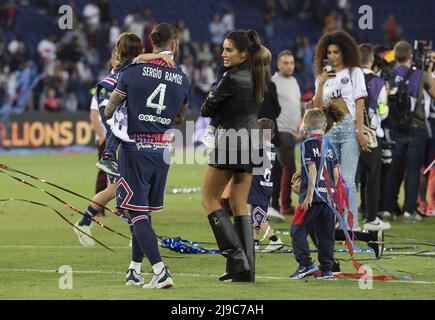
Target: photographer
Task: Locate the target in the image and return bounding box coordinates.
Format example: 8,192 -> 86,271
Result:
383,41 -> 435,221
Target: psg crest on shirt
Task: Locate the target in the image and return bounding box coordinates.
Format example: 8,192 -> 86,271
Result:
341,77 -> 350,84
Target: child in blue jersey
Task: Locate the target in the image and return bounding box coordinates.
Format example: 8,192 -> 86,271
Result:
289,108 -> 340,280
247,118 -> 283,252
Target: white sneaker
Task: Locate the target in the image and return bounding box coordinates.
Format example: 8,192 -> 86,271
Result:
267,207 -> 285,222
125,269 -> 144,286
404,211 -> 423,222
262,238 -> 284,253
143,266 -> 174,289
73,221 -> 95,247
363,217 -> 391,231
380,211 -> 392,220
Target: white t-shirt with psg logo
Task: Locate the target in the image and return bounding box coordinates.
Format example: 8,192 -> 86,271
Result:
315,67 -> 368,120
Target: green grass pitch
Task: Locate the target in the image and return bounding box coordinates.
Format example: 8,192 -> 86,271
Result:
0,153 -> 434,299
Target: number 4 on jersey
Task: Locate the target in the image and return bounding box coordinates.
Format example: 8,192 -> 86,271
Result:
146,83 -> 167,114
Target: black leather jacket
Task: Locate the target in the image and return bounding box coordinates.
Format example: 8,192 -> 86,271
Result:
201,66 -> 261,134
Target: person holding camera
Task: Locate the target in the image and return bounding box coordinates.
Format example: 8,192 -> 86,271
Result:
357,43 -> 391,231
383,41 -> 435,221
313,30 -> 369,231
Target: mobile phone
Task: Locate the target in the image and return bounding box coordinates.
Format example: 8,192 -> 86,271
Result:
323,59 -> 333,72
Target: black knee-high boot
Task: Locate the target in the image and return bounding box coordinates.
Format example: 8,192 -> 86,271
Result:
208,209 -> 251,281
234,215 -> 255,282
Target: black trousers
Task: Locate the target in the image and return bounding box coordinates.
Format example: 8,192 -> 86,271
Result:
291,203 -> 335,271
358,144 -> 382,222
384,127 -> 429,213
271,132 -> 296,210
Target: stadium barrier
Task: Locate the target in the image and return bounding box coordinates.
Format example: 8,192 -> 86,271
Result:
0,112 -> 95,148
0,111 -> 201,149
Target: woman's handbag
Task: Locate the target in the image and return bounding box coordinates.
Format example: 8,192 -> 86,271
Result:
362,106 -> 378,149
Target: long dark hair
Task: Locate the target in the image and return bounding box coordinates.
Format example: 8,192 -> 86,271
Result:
116,32 -> 143,66
225,30 -> 265,103
314,30 -> 361,77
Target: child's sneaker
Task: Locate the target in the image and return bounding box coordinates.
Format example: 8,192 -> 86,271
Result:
288,264 -> 318,279
261,238 -> 284,253
73,221 -> 95,247
96,153 -> 120,177
314,270 -> 334,279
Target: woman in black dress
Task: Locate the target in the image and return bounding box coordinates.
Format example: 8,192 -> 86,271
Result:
201,30 -> 265,282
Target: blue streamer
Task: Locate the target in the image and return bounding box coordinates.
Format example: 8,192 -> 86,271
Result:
300,135 -> 411,280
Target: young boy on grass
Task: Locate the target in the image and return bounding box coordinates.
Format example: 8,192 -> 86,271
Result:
289,108 -> 339,279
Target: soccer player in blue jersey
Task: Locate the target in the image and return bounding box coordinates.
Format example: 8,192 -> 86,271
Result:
105,23 -> 189,289
289,108 -> 339,280
74,35 -> 176,247
248,118 -> 283,252
97,36 -> 175,177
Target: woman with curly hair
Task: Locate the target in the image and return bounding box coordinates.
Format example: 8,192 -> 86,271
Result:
313,30 -> 369,231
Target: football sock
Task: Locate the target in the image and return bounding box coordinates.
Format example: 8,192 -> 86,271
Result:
130,212 -> 162,267
128,261 -> 142,274
152,262 -> 165,275
79,205 -> 98,226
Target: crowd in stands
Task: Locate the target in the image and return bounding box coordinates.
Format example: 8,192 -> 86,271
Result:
0,0 -> 403,116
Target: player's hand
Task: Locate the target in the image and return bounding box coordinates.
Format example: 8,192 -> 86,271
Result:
159,55 -> 176,68
302,194 -> 313,210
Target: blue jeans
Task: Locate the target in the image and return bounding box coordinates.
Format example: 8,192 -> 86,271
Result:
384,127 -> 429,213
326,114 -> 360,230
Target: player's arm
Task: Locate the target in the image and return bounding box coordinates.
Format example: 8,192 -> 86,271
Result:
90,110 -> 106,144
134,53 -> 176,68
174,104 -> 187,125
302,163 -> 317,210
105,91 -> 126,119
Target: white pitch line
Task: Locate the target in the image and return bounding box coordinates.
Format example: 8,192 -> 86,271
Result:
0,268 -> 434,285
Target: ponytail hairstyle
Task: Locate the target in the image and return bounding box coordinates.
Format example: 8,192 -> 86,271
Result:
116,32 -> 143,66
225,29 -> 265,103
150,23 -> 180,50
261,45 -> 272,87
